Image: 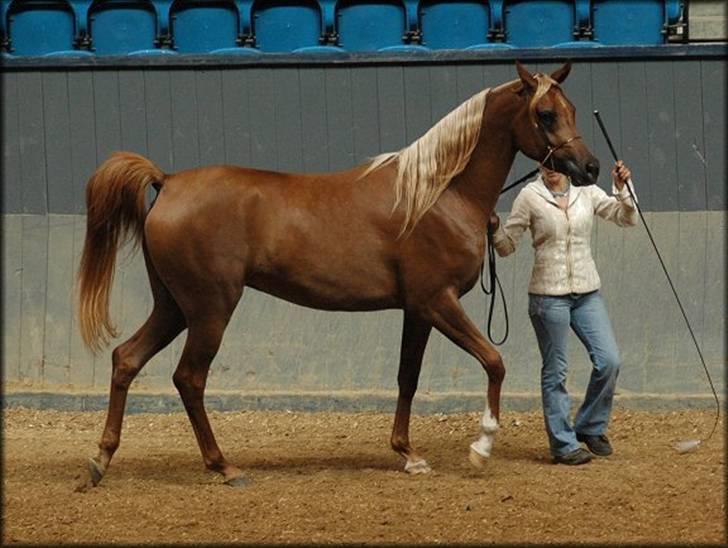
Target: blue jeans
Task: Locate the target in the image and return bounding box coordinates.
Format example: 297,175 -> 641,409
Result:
528,290 -> 621,457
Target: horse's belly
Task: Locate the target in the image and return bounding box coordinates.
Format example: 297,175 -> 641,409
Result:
247,267 -> 400,312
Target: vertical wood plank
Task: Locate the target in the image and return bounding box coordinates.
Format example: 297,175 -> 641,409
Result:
68,72 -> 98,214
17,72 -> 47,214
673,61 -> 707,211
325,68 -> 355,171
43,215 -> 75,386
701,211 -> 725,390
617,61 -> 652,208
118,71 -> 148,155
590,62 -> 622,195
196,69 -> 226,166
19,215 -> 49,385
645,62 -> 679,211
403,66 -> 432,143
247,68 -> 277,170
92,71 -> 122,163
640,212 -> 681,392
376,66 -> 406,152
170,70 -> 200,171
299,68 -> 329,171
700,59 -> 726,211
43,73 -> 73,214
273,68 -> 303,172
69,216 -> 96,388
3,215 -> 23,383
2,74 -> 22,213
455,64 -> 484,103
221,69 -> 253,167
674,211 -> 708,393
351,67 -> 380,162
144,71 -> 175,171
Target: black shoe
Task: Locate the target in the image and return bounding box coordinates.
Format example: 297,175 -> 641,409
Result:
577,433 -> 613,456
553,448 -> 592,465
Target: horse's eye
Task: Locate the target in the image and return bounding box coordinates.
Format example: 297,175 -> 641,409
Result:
538,110 -> 556,128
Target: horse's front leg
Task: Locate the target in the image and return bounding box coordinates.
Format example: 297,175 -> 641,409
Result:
425,288 -> 505,468
391,312 -> 432,474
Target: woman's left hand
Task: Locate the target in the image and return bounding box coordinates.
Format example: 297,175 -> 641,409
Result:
612,160 -> 632,190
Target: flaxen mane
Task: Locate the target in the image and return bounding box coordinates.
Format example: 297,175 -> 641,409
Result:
363,88 -> 490,235
363,75 -> 556,236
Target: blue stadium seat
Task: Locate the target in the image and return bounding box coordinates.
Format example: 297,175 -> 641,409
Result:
503,0 -> 575,47
665,0 -> 681,25
1,0 -> 11,52
89,0 -> 158,54
419,0 -> 490,49
149,0 -> 173,48
592,0 -> 666,45
171,0 -> 239,53
253,0 -> 325,52
7,0 -> 94,55
573,0 -> 592,39
664,0 -> 685,40
317,0 -> 338,43
336,0 -> 410,51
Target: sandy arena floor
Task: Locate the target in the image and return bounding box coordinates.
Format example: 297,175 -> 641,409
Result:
2,407 -> 725,544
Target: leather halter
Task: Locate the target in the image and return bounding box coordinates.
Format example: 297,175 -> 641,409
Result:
540,134 -> 582,169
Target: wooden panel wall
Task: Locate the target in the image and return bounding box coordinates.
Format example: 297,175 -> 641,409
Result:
1,58 -> 725,397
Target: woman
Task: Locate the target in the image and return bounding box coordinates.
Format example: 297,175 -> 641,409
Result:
490,160 -> 636,465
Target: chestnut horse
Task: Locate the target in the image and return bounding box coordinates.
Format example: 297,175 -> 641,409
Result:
76,61 -> 599,489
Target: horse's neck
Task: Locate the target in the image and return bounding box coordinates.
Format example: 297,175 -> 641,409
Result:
452,113 -> 517,219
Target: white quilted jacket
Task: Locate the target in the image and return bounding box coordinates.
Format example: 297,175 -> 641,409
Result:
492,175 -> 637,296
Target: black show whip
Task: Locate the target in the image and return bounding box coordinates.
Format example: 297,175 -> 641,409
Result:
593,109 -> 721,454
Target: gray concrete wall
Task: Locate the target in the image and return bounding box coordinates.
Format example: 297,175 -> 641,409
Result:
2,57 -> 726,410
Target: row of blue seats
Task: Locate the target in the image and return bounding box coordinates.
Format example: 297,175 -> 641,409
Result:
2,0 -> 684,57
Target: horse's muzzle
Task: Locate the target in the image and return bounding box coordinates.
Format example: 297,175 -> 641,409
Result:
566,157 -> 599,187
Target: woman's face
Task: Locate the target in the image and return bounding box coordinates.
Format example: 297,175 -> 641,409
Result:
540,165 -> 567,186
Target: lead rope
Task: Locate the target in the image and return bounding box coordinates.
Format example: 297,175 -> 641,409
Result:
480,224 -> 509,345
480,168 -> 539,345
593,110 -> 721,452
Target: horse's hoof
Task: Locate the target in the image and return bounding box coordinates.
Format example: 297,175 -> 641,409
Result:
404,459 -> 431,474
469,446 -> 489,469
87,458 -> 105,486
225,475 -> 251,488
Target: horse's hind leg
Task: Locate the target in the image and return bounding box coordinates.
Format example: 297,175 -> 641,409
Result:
79,251 -> 186,491
170,291 -> 247,487
391,312 -> 433,474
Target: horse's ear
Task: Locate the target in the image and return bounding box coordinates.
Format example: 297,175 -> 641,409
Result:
516,60 -> 537,91
550,62 -> 572,84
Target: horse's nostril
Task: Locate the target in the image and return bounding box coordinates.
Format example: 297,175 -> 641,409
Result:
586,160 -> 600,180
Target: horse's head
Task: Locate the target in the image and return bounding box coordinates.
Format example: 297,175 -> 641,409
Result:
511,61 -> 599,186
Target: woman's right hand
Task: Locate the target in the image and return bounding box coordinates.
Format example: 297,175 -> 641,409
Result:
489,213 -> 500,231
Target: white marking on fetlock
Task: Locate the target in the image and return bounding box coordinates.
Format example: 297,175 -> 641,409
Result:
404,458 -> 431,474
480,407 -> 499,435
469,402 -> 499,468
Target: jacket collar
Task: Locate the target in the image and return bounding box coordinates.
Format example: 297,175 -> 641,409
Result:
530,174 -> 581,208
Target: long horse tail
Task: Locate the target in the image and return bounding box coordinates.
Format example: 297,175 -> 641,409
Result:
78,152 -> 165,353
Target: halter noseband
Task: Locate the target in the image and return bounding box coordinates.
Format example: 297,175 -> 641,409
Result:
540,134 -> 582,169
